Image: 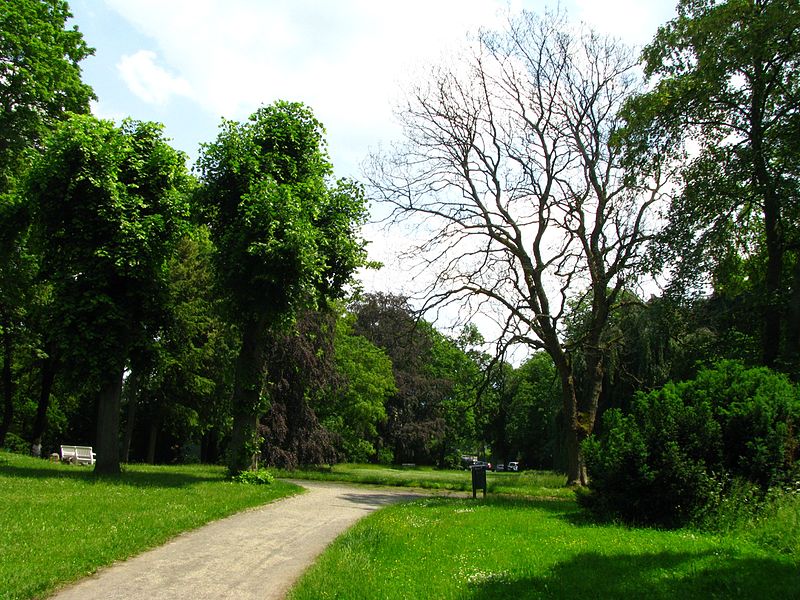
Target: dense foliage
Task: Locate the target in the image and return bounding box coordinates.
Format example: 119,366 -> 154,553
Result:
197,101 -> 369,474
581,361 -> 800,527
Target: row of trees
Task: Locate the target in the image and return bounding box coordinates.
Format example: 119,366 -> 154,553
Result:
0,1 -> 376,475
0,2 -> 562,475
1,0 -> 797,497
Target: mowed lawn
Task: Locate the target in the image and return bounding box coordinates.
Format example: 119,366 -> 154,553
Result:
289,496 -> 800,599
0,451 -> 300,600
275,463 -> 575,498
4,452 -> 797,599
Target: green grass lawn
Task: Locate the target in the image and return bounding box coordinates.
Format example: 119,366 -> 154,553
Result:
0,451 -> 300,600
275,463 -> 574,498
288,495 -> 800,599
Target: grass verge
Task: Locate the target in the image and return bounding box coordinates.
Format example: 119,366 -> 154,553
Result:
275,463 -> 574,499
0,451 -> 300,600
288,495 -> 799,599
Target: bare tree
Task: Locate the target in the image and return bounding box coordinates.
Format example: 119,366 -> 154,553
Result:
368,10 -> 670,485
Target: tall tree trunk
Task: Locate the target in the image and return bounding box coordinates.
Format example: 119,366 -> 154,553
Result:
122,372 -> 140,463
559,349 -> 604,487
94,369 -> 123,475
30,344 -> 58,457
227,319 -> 265,474
0,320 -> 14,448
751,68 -> 783,368
787,253 -> 800,370
761,186 -> 783,368
561,371 -> 587,487
201,428 -> 220,464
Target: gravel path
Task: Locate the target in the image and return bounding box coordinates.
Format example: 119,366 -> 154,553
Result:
50,480 -> 428,600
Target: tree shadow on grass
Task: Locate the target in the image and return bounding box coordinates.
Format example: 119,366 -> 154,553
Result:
466,550 -> 799,600
0,462 -> 224,488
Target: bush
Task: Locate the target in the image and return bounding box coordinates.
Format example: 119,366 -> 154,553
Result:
376,447 -> 394,466
581,361 -> 800,527
686,361 -> 799,488
231,469 -> 275,485
2,432 -> 29,454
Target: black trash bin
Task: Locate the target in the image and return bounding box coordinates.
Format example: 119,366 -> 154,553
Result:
471,463 -> 487,498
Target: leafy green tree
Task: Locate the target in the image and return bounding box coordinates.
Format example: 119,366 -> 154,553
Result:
624,0 -> 800,369
0,0 -> 95,189
29,115 -> 191,474
347,294 -> 491,466
317,312 -> 395,462
0,197 -> 37,447
505,353 -> 562,469
0,0 -> 94,448
197,101 -> 368,474
432,324 -> 490,468
123,229 -> 238,464
350,293 -> 451,464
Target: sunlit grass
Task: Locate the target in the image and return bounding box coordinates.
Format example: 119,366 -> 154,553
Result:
0,451 -> 300,600
288,496 -> 799,599
274,463 -> 574,498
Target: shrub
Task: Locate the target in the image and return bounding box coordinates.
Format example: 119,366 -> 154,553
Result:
580,385 -> 722,526
231,469 -> 275,485
2,432 -> 29,454
581,361 -> 800,527
376,447 -> 394,465
685,361 -> 799,488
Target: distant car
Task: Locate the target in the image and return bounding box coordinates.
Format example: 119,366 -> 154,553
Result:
507,461 -> 519,472
495,463 -> 505,472
471,461 -> 489,470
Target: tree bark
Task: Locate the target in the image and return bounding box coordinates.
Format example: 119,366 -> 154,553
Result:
558,347 -> 604,487
787,253 -> 800,370
30,344 -> 58,457
751,62 -> 784,368
122,372 -> 140,463
94,369 -> 123,475
560,371 -> 587,486
0,319 -> 14,448
227,318 -> 266,474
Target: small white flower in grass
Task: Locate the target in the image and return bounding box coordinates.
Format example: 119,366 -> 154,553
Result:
465,570 -> 510,585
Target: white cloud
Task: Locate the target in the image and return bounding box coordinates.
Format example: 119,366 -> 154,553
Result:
117,50 -> 193,106
102,0 -> 520,175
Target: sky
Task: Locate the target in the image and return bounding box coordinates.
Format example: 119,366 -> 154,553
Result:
67,0 -> 678,322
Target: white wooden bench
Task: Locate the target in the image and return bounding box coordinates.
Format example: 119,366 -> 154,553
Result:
60,445 -> 96,466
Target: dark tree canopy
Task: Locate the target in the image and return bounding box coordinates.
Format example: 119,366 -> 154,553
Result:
624,0 -> 800,369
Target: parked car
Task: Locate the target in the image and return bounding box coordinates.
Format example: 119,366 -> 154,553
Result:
507,461 -> 519,472
495,463 -> 505,472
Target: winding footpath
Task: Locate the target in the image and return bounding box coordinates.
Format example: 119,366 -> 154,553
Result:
50,481 -> 428,600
